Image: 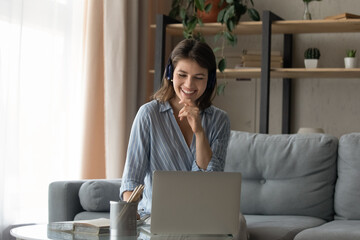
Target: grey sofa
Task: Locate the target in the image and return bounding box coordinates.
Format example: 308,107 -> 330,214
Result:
48,131 -> 360,240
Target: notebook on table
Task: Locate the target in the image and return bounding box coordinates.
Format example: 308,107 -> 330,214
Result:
148,170 -> 242,237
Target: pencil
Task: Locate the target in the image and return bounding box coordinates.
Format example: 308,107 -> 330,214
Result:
116,184 -> 144,223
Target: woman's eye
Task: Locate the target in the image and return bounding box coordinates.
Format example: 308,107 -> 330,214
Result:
178,74 -> 186,78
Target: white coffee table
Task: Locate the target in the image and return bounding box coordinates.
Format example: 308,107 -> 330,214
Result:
11,224 -> 128,240
11,224 -> 50,240
11,224 -> 233,240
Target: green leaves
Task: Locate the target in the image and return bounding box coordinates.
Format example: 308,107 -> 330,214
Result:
194,0 -> 204,10
346,49 -> 357,58
224,5 -> 235,25
248,8 -> 260,21
224,31 -> 237,46
218,58 -> 226,72
217,0 -> 260,47
204,3 -> 212,13
216,82 -> 228,96
180,8 -> 187,19
183,15 -> 198,39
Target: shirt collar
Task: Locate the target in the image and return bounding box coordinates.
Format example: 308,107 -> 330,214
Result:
159,101 -> 173,113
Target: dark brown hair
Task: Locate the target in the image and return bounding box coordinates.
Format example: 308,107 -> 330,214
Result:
152,39 -> 217,110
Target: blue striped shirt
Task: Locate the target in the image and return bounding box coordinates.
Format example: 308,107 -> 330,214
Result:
120,100 -> 230,215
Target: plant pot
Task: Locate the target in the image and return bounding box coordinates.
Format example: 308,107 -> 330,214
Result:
197,0 -> 226,23
344,57 -> 357,68
304,59 -> 318,68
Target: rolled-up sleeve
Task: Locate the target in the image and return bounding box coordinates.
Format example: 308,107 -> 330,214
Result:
120,106 -> 150,200
192,110 -> 230,172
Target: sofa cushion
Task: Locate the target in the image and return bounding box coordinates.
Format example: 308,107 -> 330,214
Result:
245,215 -> 325,240
294,220 -> 360,240
225,131 -> 338,221
335,133 -> 360,220
78,180 -> 121,212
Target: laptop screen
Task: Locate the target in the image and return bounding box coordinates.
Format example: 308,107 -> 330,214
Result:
150,171 -> 242,236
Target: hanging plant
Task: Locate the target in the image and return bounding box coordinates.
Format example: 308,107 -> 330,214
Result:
216,0 -> 260,72
169,0 -> 213,41
215,0 -> 259,95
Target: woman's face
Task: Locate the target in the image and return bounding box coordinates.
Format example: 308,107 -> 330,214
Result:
172,58 -> 208,103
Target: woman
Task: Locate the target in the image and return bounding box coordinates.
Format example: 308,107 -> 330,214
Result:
119,39 -> 248,238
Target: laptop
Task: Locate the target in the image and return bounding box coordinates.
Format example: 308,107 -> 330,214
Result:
149,171 -> 242,237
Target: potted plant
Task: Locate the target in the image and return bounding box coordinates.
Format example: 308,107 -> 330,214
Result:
302,0 -> 322,20
344,49 -> 357,68
197,0 -> 227,23
169,0 -> 260,71
304,48 -> 320,68
169,0 -> 214,40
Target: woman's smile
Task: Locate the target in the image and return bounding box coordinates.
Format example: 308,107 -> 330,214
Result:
181,87 -> 196,95
172,58 -> 208,103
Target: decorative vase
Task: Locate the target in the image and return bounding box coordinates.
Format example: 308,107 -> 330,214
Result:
303,2 -> 311,20
344,57 -> 357,68
304,59 -> 318,68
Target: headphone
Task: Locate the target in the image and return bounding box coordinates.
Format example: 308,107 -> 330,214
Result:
165,58 -> 174,81
165,58 -> 216,91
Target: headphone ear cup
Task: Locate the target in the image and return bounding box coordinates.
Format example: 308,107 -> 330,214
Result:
165,61 -> 173,81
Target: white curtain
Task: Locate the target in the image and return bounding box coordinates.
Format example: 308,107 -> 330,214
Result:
104,0 -> 148,179
0,0 -> 85,236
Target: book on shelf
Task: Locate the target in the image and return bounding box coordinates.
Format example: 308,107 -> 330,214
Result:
47,218 -> 110,235
324,12 -> 360,20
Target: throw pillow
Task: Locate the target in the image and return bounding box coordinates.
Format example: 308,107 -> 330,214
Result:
79,180 -> 121,212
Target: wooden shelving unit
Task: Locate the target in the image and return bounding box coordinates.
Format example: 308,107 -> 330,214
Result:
153,12 -> 360,134
151,18 -> 360,35
151,18 -> 360,79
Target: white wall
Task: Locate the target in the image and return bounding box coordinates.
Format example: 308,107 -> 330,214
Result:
213,0 -> 360,137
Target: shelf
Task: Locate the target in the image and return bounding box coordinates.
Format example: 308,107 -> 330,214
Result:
150,22 -> 262,35
270,68 -> 360,78
271,19 -> 360,34
151,68 -> 360,79
150,19 -> 360,36
219,68 -> 360,79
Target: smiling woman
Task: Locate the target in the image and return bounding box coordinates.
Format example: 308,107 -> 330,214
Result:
118,38 -> 247,236
171,59 -> 208,109
0,0 -> 85,236
153,39 -> 217,110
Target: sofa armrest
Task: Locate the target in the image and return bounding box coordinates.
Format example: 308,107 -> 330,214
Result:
48,180 -> 86,222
